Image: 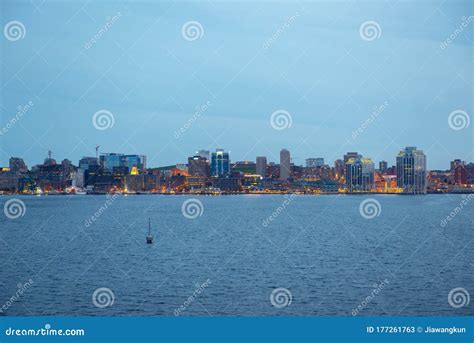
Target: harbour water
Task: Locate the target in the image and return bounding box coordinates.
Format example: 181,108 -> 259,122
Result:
0,194 -> 472,316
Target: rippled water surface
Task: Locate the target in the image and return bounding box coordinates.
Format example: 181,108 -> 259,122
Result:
1,194 -> 473,316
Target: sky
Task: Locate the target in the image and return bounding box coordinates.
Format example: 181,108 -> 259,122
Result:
0,0 -> 473,170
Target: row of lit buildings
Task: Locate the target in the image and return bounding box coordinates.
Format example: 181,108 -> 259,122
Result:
1,146 -> 473,194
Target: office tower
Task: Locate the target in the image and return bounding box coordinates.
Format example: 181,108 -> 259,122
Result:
100,153 -> 124,173
280,149 -> 291,181
334,159 -> 343,180
450,159 -> 463,171
9,157 -> 28,174
396,147 -> 427,194
211,149 -> 230,176
79,157 -> 99,171
451,160 -> 467,185
196,150 -> 210,161
345,156 -> 375,192
343,152 -> 360,176
188,156 -> 210,177
122,155 -> 146,173
306,158 -> 324,168
379,161 -> 388,173
256,156 -> 267,177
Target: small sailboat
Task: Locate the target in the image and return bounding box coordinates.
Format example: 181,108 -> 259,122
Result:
146,218 -> 153,244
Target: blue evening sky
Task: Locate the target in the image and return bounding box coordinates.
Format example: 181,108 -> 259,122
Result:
0,0 -> 472,169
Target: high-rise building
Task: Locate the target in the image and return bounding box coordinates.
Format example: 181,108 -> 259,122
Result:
122,155 -> 146,173
280,149 -> 291,181
256,156 -> 267,177
396,147 -> 427,194
306,158 -> 324,168
379,161 -> 388,173
343,152 -> 360,176
451,159 -> 467,185
334,159 -> 344,180
345,157 -> 375,192
100,153 -> 124,173
196,150 -> 210,161
211,149 -> 230,176
188,156 -> 210,177
9,157 -> 28,174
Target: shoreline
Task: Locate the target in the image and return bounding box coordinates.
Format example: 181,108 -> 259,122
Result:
1,192 -> 472,196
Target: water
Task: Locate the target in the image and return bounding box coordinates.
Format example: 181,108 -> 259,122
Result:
0,194 -> 472,316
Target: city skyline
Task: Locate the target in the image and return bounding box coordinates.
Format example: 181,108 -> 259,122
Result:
1,1 -> 472,170
3,145 -> 471,172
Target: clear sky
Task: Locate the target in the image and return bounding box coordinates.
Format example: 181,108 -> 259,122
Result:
0,0 -> 472,170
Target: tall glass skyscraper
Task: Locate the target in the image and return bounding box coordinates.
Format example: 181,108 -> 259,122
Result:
211,149 -> 230,176
396,147 -> 427,194
100,153 -> 124,173
345,157 -> 375,192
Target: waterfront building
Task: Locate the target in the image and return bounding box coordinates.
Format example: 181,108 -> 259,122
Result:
345,156 -> 375,192
0,170 -> 20,193
280,149 -> 291,181
100,153 -> 124,173
212,175 -> 242,192
122,155 -> 146,173
343,152 -> 361,176
267,162 -> 280,179
79,157 -> 100,171
379,161 -> 388,173
210,149 -> 230,176
306,158 -> 324,168
466,163 -> 474,184
451,159 -> 467,185
9,157 -> 28,174
256,156 -> 267,177
334,159 -> 344,180
188,156 -> 210,177
396,147 -> 427,194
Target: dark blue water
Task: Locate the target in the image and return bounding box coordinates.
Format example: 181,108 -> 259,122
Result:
0,194 -> 472,316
